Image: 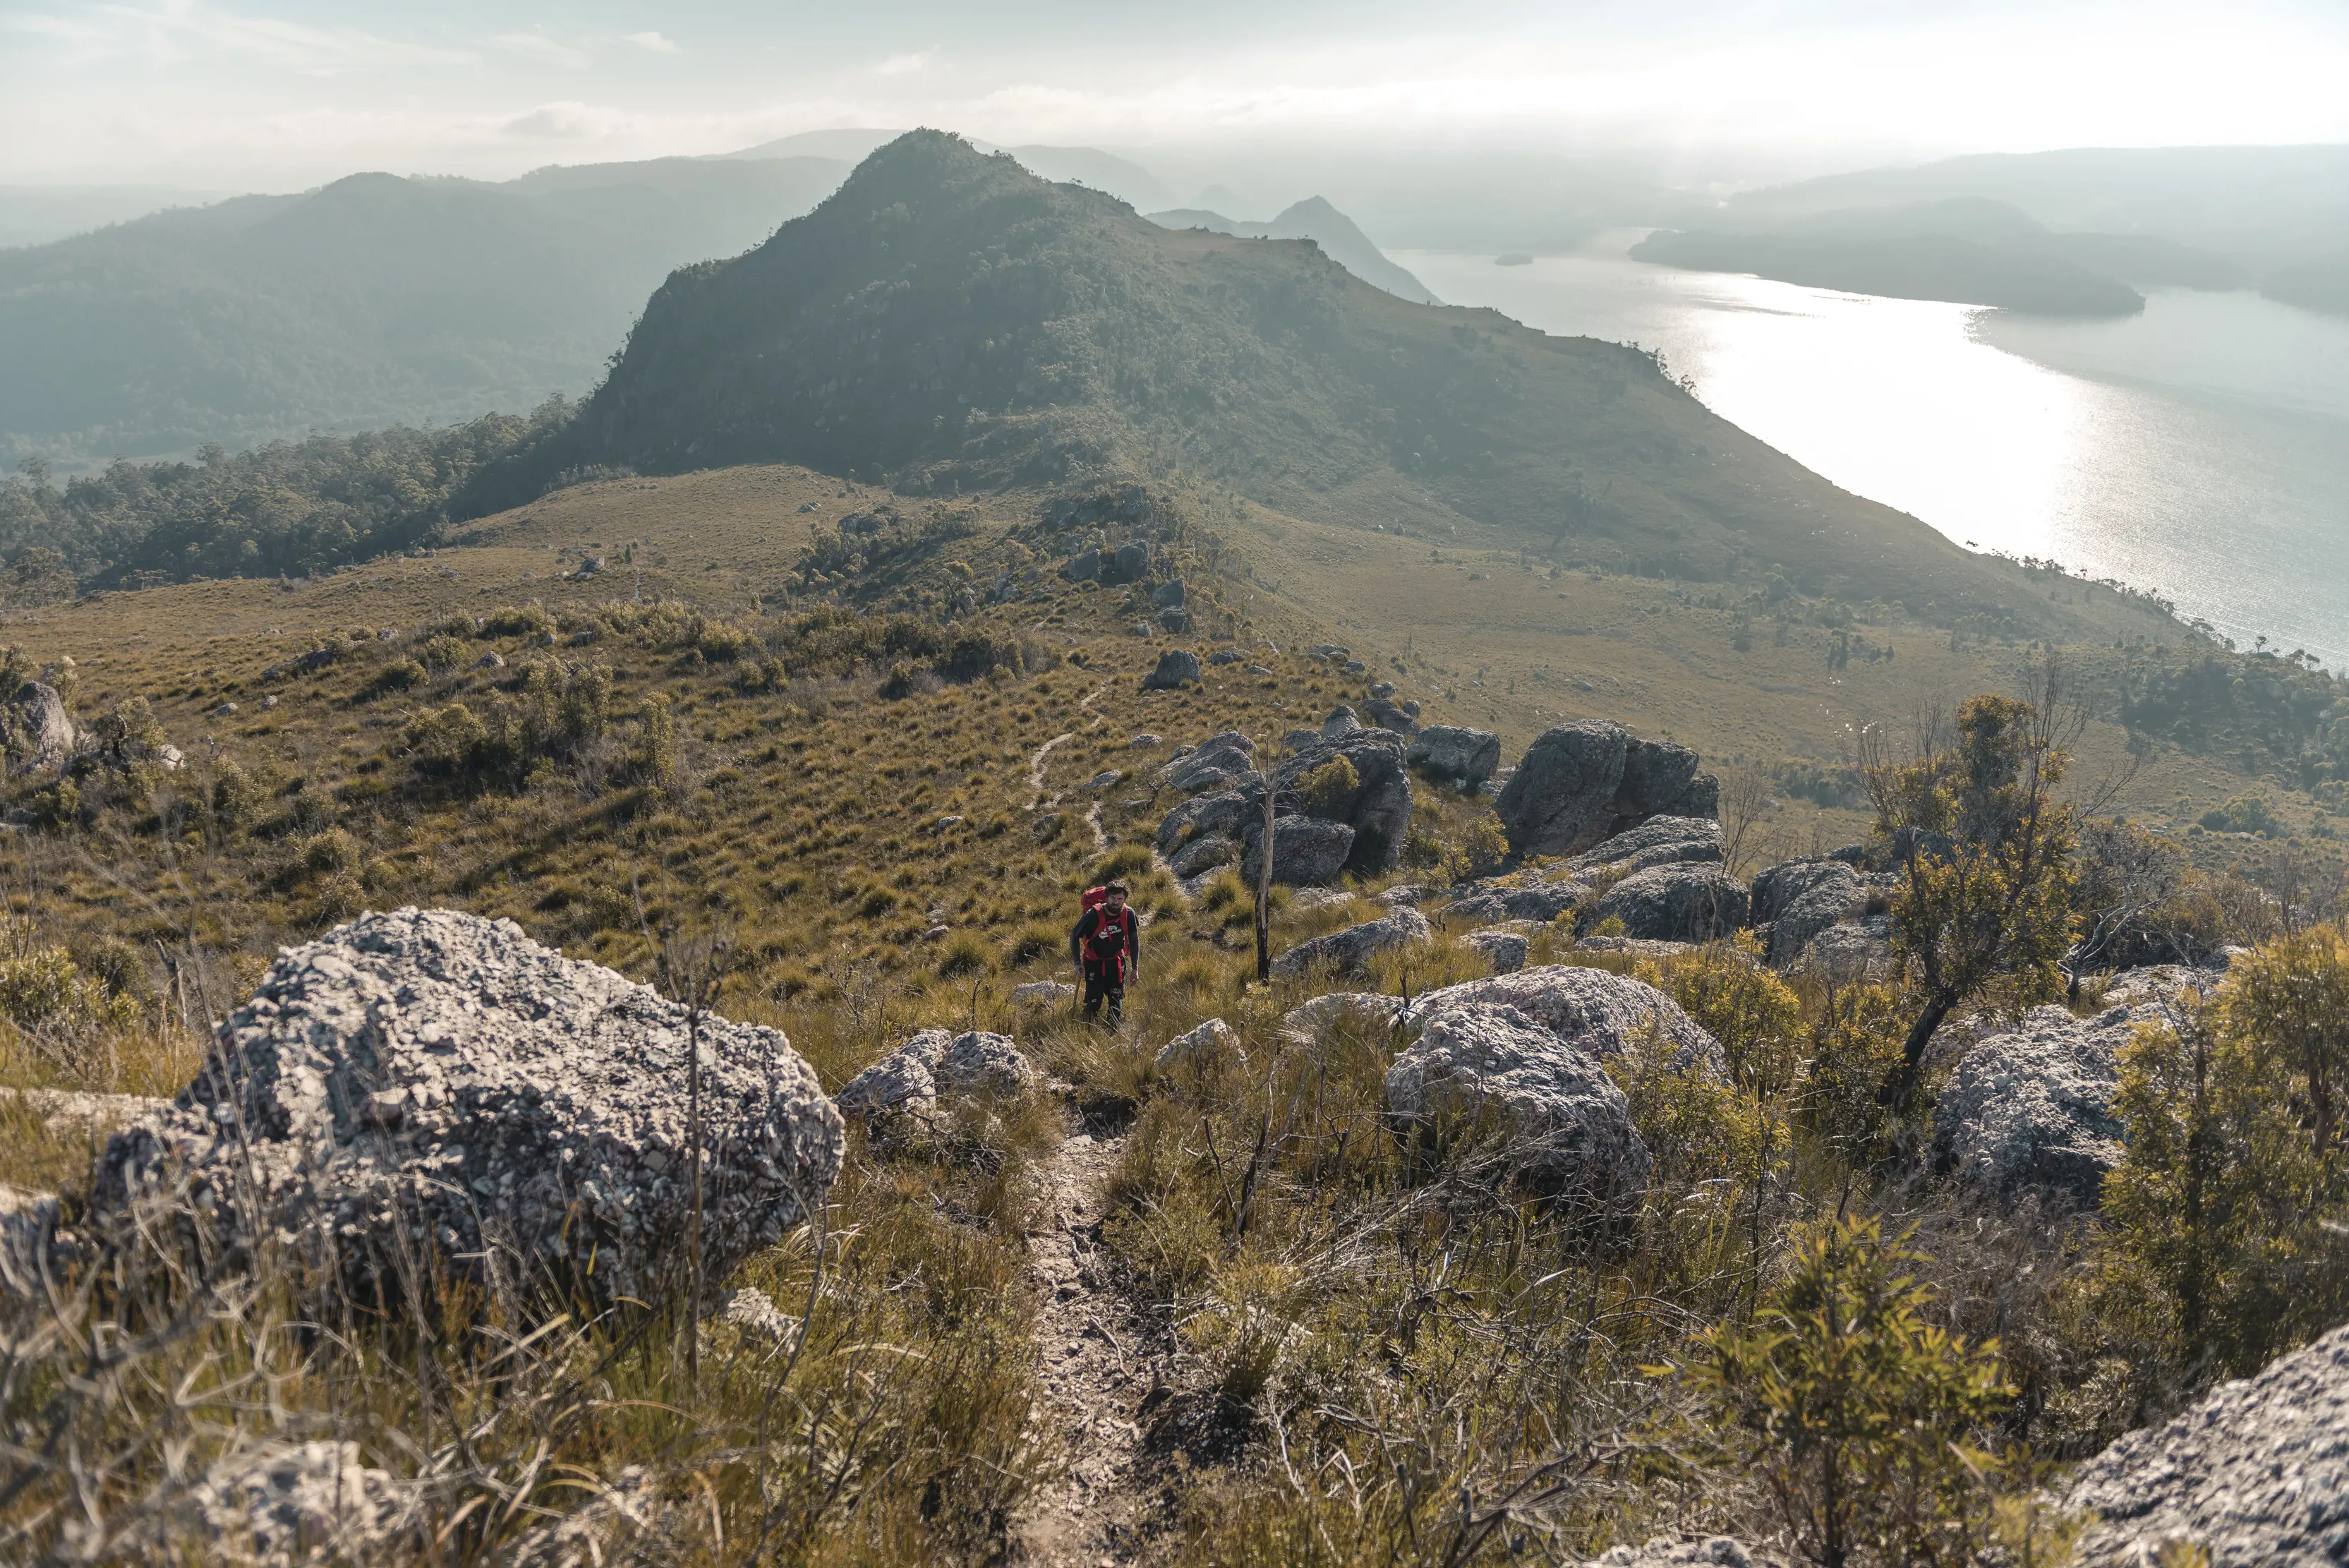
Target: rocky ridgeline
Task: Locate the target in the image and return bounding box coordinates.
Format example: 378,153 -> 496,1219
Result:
74,909 -> 844,1313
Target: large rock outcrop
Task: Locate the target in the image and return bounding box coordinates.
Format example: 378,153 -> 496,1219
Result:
1270,909 -> 1432,979
1494,723 -> 1718,857
1240,815 -> 1356,888
1932,1003 -> 2145,1208
1157,731 -> 1257,793
1566,816 -> 1722,877
1750,860 -> 1864,966
1141,649 -> 1201,690
1579,863 -> 1750,943
1384,1003 -> 1650,1202
1401,965 -> 1723,1074
1276,728 -> 1415,875
2065,1320 -> 2349,1566
90,908 -> 845,1312
4,681 -> 76,774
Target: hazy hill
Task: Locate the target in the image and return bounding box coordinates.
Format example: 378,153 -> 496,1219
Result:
1147,197 -> 1440,303
526,131 -> 2060,617
1723,145 -> 2349,277
0,183 -> 230,249
2264,247 -> 2349,315
725,128 -> 1174,207
1634,227 -> 2146,316
0,156 -> 849,469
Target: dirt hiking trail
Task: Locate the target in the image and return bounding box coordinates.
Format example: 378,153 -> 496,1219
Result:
1010,1114 -> 1176,1565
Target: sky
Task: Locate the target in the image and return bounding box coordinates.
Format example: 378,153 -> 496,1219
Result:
6,0 -> 2348,191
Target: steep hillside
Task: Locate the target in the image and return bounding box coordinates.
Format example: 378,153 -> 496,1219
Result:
0,157 -> 848,469
536,131 -> 2065,622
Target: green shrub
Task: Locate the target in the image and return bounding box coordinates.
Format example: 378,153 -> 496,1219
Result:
1297,754 -> 1359,815
938,931 -> 993,978
1439,812 -> 1509,882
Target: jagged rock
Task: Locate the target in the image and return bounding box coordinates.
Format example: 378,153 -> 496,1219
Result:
1159,607 -> 1190,633
1209,650 -> 1240,665
1169,833 -> 1240,879
1407,725 -> 1502,787
934,1031 -> 1034,1099
1247,665 -> 1274,676
1010,979 -> 1077,1008
1751,860 -> 1864,965
1288,887 -> 1355,912
1583,1540 -> 1769,1567
1310,644 -> 1350,661
1241,816 -> 1356,887
1281,726 -> 1321,752
502,1466 -> 671,1568
1361,697 -> 1417,735
1799,919 -> 1894,981
1156,730 -> 1255,792
1401,965 -> 1723,1074
1153,579 -> 1186,608
1321,706 -> 1363,738
1279,991 -> 1403,1039
88,908 -> 844,1313
0,1183 -> 61,1297
1581,864 -> 1749,943
1271,909 -> 1432,979
5,682 -> 74,773
1384,1003 -> 1650,1203
1375,884 -> 1427,907
1157,788 -> 1255,855
189,1440 -> 418,1567
1276,728 -> 1414,874
1142,649 -> 1201,689
1494,722 -> 1630,856
1569,816 -> 1722,876
1058,550 -> 1103,582
1933,1003 -> 2146,1207
1155,1017 -> 1240,1071
2065,1319 -> 2349,1566
1082,769 -> 1123,791
0,1085 -> 169,1137
1130,732 -> 1164,747
1447,882 -> 1585,926
474,651 -> 505,670
2098,963 -> 2226,1008
1495,723 -> 1720,857
1463,929 -> 1530,974
1106,541 -> 1151,584
1370,682 -> 1395,698
834,1052 -> 938,1118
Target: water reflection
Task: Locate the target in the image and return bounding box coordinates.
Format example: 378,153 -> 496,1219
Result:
1401,246 -> 2349,668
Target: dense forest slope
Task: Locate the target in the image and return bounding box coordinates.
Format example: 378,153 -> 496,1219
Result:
0,156 -> 849,468
535,131 -> 2051,619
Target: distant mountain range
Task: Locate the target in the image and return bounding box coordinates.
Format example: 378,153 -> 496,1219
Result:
508,131 -> 2033,613
1145,198 -> 1439,304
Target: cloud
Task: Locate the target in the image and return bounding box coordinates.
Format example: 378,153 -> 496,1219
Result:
2,1 -> 473,74
490,30 -> 590,68
623,30 -> 679,54
874,50 -> 934,77
499,101 -> 636,140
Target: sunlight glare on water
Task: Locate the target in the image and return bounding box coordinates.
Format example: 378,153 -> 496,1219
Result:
1401,244 -> 2349,668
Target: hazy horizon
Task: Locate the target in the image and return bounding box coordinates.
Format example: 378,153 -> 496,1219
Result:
8,0 -> 2348,197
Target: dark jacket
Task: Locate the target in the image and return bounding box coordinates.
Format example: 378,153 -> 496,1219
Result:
1070,904 -> 1140,974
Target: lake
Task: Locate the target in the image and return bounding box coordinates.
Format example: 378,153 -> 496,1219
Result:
1399,243 -> 2349,669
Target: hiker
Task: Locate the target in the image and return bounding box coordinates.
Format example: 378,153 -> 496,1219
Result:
1070,881 -> 1140,1025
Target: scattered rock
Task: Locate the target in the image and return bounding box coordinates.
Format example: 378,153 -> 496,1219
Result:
1270,909 -> 1432,979
1082,770 -> 1123,790
1407,725 -> 1502,788
1463,929 -> 1530,974
1568,816 -> 1722,876
1153,579 -> 1186,609
1106,541 -> 1151,584
1158,607 -> 1190,633
2065,1318 -> 2349,1566
1933,1003 -> 2147,1207
1209,650 -> 1240,665
1154,1017 -> 1240,1071
473,651 -> 505,670
1582,1540 -> 1770,1568
1798,919 -> 1894,981
835,1051 -> 938,1118
212,701 -> 238,718
1155,730 -> 1255,792
1011,979 -> 1077,1008
1245,664 -> 1274,676
262,694 -> 279,711
1320,706 -> 1363,738
1058,550 -> 1103,582
1169,833 -> 1240,879
1751,860 -> 1864,966
0,1085 -> 169,1137
1447,882 -> 1585,926
1281,725 -> 1320,752
1275,728 -> 1415,874
1401,965 -> 1722,1074
90,908 -> 844,1313
1384,1003 -> 1650,1203
1242,815 -> 1356,888
1156,788 -> 1255,855
190,1440 -> 418,1567
934,1031 -> 1034,1099
1279,991 -> 1403,1039
1361,696 -> 1417,735
1130,732 -> 1164,747
1141,649 -> 1202,689
1287,887 -> 1355,912
1370,681 -> 1395,699
0,1183 -> 61,1297
712,1284 -> 799,1346
1374,884 -> 1427,907
1580,863 -> 1750,943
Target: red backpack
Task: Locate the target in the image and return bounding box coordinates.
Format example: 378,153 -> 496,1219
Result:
1077,888 -> 1133,974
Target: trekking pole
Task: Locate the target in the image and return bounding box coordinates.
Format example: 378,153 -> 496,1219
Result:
1255,747 -> 1276,984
